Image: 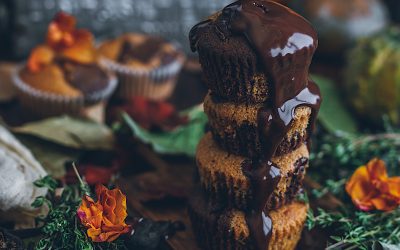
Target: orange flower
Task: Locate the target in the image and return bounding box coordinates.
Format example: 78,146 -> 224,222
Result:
27,12 -> 96,72
46,12 -> 96,63
77,184 -> 132,242
27,45 -> 55,73
346,158 -> 400,211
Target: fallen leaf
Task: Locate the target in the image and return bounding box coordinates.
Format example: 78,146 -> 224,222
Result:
13,116 -> 115,151
119,105 -> 207,157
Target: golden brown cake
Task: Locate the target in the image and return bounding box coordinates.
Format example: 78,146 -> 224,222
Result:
188,192 -> 308,250
204,92 -> 312,158
19,64 -> 82,97
197,133 -> 308,210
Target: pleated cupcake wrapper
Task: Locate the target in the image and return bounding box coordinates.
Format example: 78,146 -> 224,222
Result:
13,66 -> 117,117
100,53 -> 184,101
84,73 -> 117,105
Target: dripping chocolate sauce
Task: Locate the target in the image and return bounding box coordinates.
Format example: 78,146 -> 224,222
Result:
190,1 -> 321,249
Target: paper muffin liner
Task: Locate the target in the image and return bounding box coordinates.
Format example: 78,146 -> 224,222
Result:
99,44 -> 185,101
12,65 -> 117,117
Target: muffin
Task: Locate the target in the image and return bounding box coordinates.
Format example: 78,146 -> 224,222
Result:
189,3 -> 317,104
204,92 -> 312,158
197,133 -> 308,210
188,192 -> 308,250
13,12 -> 117,118
98,33 -> 185,101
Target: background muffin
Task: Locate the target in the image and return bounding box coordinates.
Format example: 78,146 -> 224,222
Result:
98,33 -> 185,101
13,12 -> 117,118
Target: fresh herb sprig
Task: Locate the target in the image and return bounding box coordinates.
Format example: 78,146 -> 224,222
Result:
308,128 -> 400,249
31,174 -> 126,250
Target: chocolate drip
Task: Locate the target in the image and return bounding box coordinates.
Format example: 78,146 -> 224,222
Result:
242,159 -> 281,249
190,1 -> 321,249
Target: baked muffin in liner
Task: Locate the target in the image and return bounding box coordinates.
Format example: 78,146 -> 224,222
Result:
13,64 -> 117,117
188,192 -> 308,250
98,33 -> 185,101
196,133 -> 309,210
204,92 -> 311,158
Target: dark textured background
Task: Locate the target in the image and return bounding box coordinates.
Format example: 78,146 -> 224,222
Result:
0,0 -> 232,60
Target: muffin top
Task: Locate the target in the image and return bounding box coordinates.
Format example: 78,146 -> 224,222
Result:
20,60 -> 109,97
21,12 -> 110,97
98,33 -> 183,69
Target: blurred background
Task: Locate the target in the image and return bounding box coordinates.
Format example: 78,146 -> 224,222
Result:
0,0 -> 397,60
0,0 -> 234,60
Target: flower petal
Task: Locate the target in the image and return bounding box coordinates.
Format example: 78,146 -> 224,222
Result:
27,46 -> 55,73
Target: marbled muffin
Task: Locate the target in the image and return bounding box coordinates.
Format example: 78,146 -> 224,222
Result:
196,133 -> 309,210
16,60 -> 116,117
190,14 -> 268,103
204,92 -> 311,158
188,192 -> 308,250
14,12 -> 117,118
98,33 -> 185,100
189,6 -> 316,104
18,59 -> 115,103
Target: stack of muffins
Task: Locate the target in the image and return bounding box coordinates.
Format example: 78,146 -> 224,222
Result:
188,1 -> 322,249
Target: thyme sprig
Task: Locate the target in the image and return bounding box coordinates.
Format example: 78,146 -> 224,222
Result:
31,170 -> 126,250
308,129 -> 400,249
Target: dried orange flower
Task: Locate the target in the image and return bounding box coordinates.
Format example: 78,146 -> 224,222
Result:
46,12 -> 96,63
27,45 -> 55,73
346,158 -> 400,211
27,12 -> 96,72
77,184 -> 132,242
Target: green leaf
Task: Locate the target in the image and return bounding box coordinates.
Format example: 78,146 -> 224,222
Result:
31,196 -> 46,208
121,105 -> 207,157
312,75 -> 359,134
33,175 -> 58,191
12,116 -> 114,151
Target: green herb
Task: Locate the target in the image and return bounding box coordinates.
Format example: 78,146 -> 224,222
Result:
308,127 -> 400,249
31,175 -> 125,250
308,206 -> 400,250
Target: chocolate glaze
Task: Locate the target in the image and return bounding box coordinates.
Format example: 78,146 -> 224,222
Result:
242,159 -> 281,249
190,1 -> 321,249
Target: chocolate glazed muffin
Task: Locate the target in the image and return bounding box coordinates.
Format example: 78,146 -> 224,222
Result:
197,133 -> 309,210
190,15 -> 269,103
204,92 -> 311,158
188,191 -> 308,250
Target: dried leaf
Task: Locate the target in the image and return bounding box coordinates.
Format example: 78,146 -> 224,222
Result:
17,135 -> 80,178
13,116 -> 114,151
